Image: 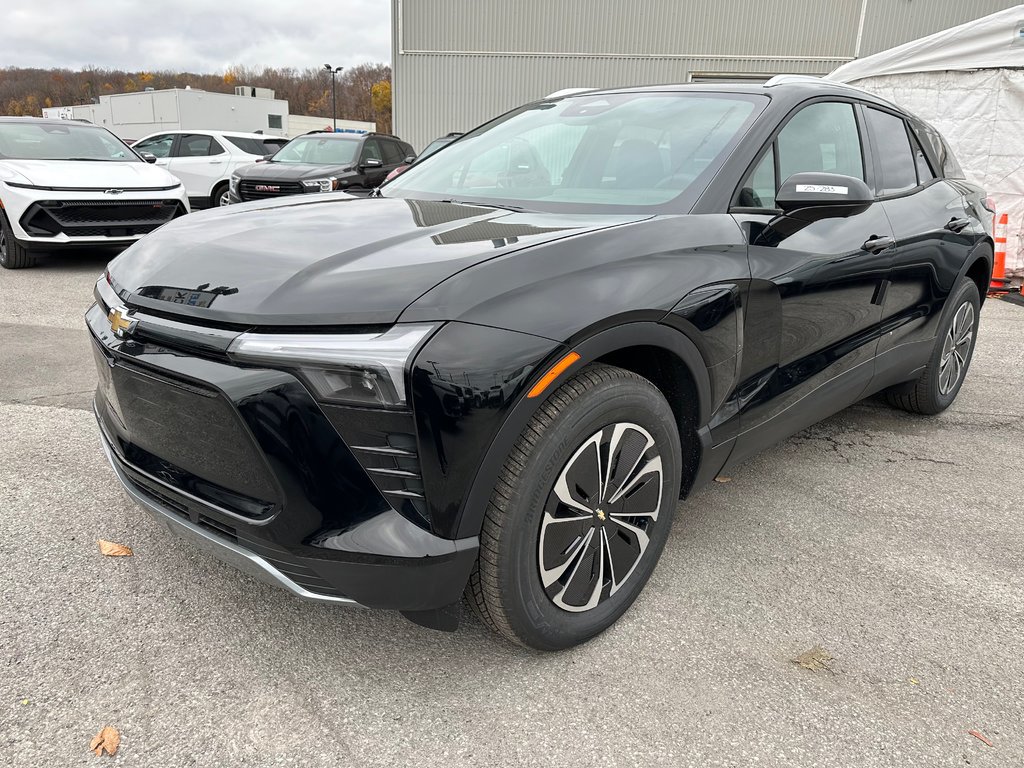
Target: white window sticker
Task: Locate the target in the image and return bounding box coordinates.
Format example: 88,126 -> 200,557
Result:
795,184 -> 848,195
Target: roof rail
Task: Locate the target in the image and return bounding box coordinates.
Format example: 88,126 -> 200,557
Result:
544,87 -> 598,99
764,75 -> 826,87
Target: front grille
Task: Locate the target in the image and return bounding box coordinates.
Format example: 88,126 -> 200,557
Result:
21,200 -> 185,238
99,354 -> 280,518
238,180 -> 304,201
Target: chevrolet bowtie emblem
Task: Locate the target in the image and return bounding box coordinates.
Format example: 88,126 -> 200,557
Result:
107,306 -> 136,337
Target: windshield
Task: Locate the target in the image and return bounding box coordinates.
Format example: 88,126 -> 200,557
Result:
383,92 -> 764,212
0,121 -> 138,161
271,135 -> 359,165
226,136 -> 278,156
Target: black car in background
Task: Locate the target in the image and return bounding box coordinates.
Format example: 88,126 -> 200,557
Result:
228,131 -> 414,202
89,78 -> 992,650
385,131 -> 464,182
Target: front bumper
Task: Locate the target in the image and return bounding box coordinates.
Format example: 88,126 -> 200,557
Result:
98,424 -> 356,605
1,183 -> 189,246
87,297 -> 478,613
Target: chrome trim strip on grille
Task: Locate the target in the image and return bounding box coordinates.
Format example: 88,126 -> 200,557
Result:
97,423 -> 358,606
350,445 -> 417,457
381,489 -> 425,499
366,467 -> 421,479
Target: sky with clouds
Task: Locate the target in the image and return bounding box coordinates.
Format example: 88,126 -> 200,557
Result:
3,0 -> 392,73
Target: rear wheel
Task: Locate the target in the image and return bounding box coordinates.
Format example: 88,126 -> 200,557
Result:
211,181 -> 231,208
0,211 -> 34,269
466,363 -> 682,650
885,277 -> 980,414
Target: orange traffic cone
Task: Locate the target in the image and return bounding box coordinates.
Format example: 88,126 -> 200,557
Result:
990,212 -> 1011,295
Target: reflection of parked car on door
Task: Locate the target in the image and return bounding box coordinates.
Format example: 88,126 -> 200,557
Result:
132,130 -> 284,209
384,131 -> 463,182
227,131 -> 414,202
0,117 -> 189,269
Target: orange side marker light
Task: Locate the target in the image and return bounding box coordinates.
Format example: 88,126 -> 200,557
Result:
527,352 -> 581,398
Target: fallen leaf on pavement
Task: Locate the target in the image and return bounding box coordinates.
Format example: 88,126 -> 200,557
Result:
97,540 -> 133,557
90,726 -> 120,756
714,476 -> 732,483
968,730 -> 993,747
793,645 -> 834,672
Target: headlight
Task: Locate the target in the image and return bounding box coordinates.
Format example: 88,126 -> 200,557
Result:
226,324 -> 437,408
229,175 -> 240,192
300,177 -> 339,193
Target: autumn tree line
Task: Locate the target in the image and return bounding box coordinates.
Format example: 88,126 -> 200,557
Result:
0,64 -> 393,133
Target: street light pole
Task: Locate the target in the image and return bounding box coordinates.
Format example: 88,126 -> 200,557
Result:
323,64 -> 343,131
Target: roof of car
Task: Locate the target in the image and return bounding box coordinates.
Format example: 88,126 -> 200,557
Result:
137,129 -> 279,139
549,77 -> 899,110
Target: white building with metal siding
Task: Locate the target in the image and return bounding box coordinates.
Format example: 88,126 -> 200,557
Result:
42,88 -> 291,141
392,0 -> 1021,151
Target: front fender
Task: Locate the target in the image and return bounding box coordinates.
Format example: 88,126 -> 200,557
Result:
415,321 -> 714,540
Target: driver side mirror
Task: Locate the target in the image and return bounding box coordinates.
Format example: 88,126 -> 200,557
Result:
403,154 -> 417,165
138,152 -> 158,164
362,157 -> 383,169
776,172 -> 873,222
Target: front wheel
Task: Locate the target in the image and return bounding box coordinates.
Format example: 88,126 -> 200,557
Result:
0,211 -> 34,269
885,276 -> 981,414
466,363 -> 682,650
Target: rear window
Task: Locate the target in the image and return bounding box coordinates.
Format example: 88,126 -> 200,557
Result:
225,136 -> 275,156
911,122 -> 964,179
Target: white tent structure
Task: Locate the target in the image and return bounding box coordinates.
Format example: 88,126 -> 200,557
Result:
830,6 -> 1024,277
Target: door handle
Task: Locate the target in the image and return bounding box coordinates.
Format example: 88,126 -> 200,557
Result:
944,217 -> 970,233
862,235 -> 894,254
208,160 -> 224,164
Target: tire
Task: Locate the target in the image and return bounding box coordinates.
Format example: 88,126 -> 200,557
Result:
211,182 -> 231,208
466,363 -> 682,650
0,211 -> 34,269
885,277 -> 981,415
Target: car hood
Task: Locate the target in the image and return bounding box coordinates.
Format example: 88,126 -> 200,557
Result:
0,158 -> 180,189
236,162 -> 353,181
108,196 -> 649,326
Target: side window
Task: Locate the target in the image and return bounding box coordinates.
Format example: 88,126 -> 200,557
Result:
777,102 -> 864,183
208,137 -> 226,156
910,133 -> 935,185
864,108 -> 917,195
176,134 -> 212,158
134,134 -> 174,158
380,140 -> 404,165
361,139 -> 382,164
737,146 -> 776,208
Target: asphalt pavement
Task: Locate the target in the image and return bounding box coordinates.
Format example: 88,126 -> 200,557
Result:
1,251 -> 1021,767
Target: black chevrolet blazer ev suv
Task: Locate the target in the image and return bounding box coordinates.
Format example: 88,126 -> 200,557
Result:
88,78 -> 992,650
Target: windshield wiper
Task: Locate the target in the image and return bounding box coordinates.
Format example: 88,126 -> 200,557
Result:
63,157 -> 114,162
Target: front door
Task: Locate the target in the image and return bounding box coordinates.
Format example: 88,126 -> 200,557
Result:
728,100 -> 892,462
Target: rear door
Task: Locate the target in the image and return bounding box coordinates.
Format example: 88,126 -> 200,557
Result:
167,133 -> 228,201
380,139 -> 407,176
863,108 -> 986,381
357,139 -> 388,188
728,99 -> 893,461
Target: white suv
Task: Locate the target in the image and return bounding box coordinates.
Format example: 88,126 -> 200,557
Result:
0,118 -> 190,270
132,130 -> 287,209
